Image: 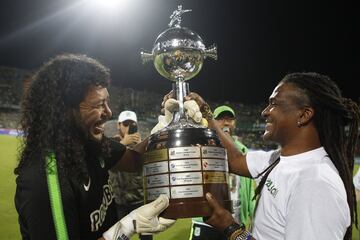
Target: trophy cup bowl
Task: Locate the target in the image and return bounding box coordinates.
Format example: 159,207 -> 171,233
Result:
141,27 -> 217,82
152,27 -> 205,81
141,5 -> 231,219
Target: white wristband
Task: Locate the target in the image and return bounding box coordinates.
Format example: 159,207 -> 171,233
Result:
102,221 -> 134,240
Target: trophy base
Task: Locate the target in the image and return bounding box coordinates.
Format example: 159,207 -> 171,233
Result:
147,181 -> 232,219
160,199 -> 233,219
144,127 -> 232,219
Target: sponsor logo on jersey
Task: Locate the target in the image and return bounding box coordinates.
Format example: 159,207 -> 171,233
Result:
83,177 -> 91,191
90,178 -> 115,231
265,178 -> 279,198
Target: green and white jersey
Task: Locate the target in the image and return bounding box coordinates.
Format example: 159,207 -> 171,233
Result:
247,147 -> 350,239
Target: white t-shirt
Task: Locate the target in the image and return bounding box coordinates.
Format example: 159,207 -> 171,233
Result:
353,168 -> 360,190
247,147 -> 350,240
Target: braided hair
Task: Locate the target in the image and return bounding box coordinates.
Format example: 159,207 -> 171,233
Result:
280,72 -> 360,239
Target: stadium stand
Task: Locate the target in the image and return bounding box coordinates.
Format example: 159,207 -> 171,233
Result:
1,65 -> 357,153
0,66 -> 30,129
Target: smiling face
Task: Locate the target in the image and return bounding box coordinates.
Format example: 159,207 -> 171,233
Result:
78,85 -> 112,142
261,82 -> 304,145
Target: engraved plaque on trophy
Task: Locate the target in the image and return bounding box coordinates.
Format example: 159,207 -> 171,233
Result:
141,5 -> 232,219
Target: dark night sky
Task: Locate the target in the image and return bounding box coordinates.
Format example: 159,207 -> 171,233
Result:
0,0 -> 358,104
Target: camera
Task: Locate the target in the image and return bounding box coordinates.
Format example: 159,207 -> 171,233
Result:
128,122 -> 138,134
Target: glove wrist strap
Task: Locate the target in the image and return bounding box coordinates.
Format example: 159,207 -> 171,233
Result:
103,220 -> 134,240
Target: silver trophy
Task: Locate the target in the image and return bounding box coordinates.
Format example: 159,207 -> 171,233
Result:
141,5 -> 231,219
141,5 -> 217,128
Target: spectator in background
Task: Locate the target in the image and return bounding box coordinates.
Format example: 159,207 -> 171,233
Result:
109,110 -> 149,240
113,110 -> 141,146
189,105 -> 255,240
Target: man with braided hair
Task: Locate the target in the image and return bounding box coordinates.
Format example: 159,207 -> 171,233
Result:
186,72 -> 360,240
14,53 -> 176,240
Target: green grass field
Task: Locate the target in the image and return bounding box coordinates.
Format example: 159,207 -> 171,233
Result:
0,134 -> 359,239
0,135 -> 22,240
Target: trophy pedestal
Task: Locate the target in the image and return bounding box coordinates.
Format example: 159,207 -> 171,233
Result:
159,185 -> 232,219
143,127 -> 232,219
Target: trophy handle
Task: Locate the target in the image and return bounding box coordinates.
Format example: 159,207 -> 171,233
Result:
204,44 -> 218,60
140,50 -> 154,64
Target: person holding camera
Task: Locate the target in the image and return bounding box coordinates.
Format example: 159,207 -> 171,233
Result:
109,110 -> 149,239
113,110 -> 141,147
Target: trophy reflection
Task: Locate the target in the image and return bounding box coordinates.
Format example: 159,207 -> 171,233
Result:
140,5 -> 231,219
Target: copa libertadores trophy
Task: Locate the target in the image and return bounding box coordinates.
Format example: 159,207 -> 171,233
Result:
140,5 -> 232,219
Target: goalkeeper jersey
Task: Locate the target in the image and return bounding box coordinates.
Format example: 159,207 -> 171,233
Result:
15,138 -> 126,240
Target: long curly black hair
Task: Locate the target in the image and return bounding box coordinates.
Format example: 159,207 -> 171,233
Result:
14,53 -> 111,183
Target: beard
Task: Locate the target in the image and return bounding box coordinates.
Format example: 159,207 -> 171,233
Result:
71,108 -> 100,143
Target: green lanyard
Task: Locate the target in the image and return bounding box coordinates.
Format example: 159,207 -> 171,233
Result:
46,152 -> 69,240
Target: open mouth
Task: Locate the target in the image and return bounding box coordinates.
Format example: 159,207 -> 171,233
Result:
93,121 -> 105,135
264,121 -> 272,131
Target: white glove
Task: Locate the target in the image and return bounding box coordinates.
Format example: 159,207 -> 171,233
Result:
183,100 -> 202,123
150,98 -> 179,134
164,98 -> 180,115
151,98 -> 204,134
103,194 -> 176,240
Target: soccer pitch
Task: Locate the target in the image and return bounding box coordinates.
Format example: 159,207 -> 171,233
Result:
0,134 -> 359,240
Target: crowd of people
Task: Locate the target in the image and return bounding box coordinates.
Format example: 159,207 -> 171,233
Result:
0,111 -> 20,129
2,53 -> 360,240
0,66 -> 26,106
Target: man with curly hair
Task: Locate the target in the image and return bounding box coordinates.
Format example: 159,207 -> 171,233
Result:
14,53 -> 175,240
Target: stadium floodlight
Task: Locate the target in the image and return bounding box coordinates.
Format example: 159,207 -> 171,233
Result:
82,0 -> 130,20
87,0 -> 127,10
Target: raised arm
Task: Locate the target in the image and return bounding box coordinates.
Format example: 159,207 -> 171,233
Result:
185,92 -> 252,177
112,137 -> 148,172
208,118 -> 251,177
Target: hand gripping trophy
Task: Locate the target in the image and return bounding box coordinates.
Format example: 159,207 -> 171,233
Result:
140,5 -> 231,219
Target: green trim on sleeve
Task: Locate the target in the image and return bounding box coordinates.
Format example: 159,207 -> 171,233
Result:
46,152 -> 69,240
233,138 -> 248,155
